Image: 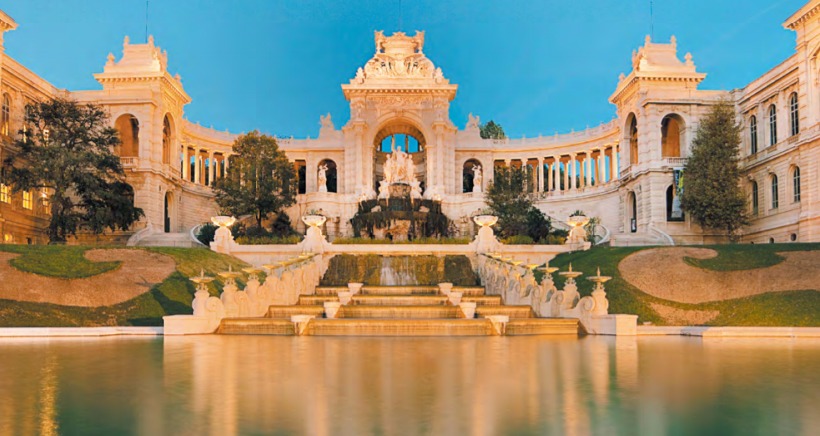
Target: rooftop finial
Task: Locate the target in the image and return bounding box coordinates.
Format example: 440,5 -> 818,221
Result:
123,35 -> 130,47
645,35 -> 651,45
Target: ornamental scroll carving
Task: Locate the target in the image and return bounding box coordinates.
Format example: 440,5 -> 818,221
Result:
354,31 -> 446,82
369,95 -> 431,111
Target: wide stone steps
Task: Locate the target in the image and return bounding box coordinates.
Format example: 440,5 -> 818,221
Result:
336,305 -> 463,319
216,284 -> 581,337
314,285 -> 486,296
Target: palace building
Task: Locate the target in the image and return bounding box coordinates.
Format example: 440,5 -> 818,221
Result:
0,2 -> 819,245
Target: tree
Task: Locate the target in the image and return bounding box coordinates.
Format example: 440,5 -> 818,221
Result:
4,98 -> 143,243
485,166 -> 551,241
680,100 -> 748,242
212,131 -> 296,230
480,120 -> 506,139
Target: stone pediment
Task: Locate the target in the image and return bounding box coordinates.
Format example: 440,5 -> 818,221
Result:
342,31 -> 457,100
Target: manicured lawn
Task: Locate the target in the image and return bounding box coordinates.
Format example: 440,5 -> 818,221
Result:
0,246 -> 250,327
0,244 -> 121,278
683,243 -> 820,271
548,243 -> 820,327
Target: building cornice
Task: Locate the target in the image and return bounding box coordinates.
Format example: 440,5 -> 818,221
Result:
784,0 -> 820,30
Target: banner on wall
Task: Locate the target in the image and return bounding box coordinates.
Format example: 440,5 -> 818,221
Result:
671,169 -> 684,220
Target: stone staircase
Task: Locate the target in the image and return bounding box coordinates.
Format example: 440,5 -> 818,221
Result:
217,285 -> 581,336
135,232 -> 201,248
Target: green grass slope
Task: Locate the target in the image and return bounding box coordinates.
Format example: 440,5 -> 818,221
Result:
549,243 -> 820,327
0,246 -> 249,327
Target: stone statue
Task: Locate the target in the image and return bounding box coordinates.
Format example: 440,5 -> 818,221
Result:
410,179 -> 423,199
466,113 -> 479,130
319,113 -> 333,130
382,136 -> 416,185
378,180 -> 390,199
355,67 -> 365,83
472,165 -> 483,193
317,164 -> 328,193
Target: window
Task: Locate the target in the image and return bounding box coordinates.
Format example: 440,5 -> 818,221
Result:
751,181 -> 759,215
771,175 -> 779,209
768,105 -> 777,146
22,190 -> 32,210
661,115 -> 682,158
749,116 -> 758,154
789,93 -> 799,136
0,184 -> 9,204
793,167 -> 801,203
628,116 -> 638,165
295,160 -> 306,194
1,93 -> 9,136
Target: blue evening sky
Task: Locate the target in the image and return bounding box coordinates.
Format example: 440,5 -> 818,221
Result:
2,0 -> 802,138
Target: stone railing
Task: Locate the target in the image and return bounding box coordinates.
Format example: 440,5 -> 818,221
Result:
664,157 -> 688,167
164,253 -> 328,335
475,254 -> 636,335
120,156 -> 137,168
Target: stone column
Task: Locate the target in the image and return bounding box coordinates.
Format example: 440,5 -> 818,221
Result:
553,158 -> 560,191
504,158 -> 511,167
208,151 -> 215,186
610,146 -> 618,183
182,146 -> 189,180
598,149 -> 606,184
570,154 -> 577,190
585,152 -> 592,187
546,161 -> 553,192
194,150 -> 201,184
562,157 -> 569,191
536,157 -> 544,192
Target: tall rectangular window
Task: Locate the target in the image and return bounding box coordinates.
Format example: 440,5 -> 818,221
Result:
751,182 -> 759,215
789,93 -> 799,136
0,184 -> 9,204
771,175 -> 779,209
793,167 -> 801,203
22,190 -> 32,210
749,116 -> 757,154
768,105 -> 777,146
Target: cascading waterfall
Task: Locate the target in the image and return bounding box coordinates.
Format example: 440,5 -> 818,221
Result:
379,256 -> 416,286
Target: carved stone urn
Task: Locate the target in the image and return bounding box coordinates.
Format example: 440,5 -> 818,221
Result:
473,215 -> 499,254
567,215 -> 590,244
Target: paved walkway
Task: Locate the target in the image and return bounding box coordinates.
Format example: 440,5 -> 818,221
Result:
0,249 -> 175,307
619,247 -> 820,304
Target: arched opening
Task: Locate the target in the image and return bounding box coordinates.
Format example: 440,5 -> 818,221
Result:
318,159 -> 338,193
751,181 -> 759,215
628,191 -> 637,233
749,115 -> 758,154
627,114 -> 638,165
792,166 -> 801,203
661,114 -> 684,158
164,191 -> 173,233
1,93 -> 10,137
373,121 -> 427,193
666,185 -> 684,221
162,114 -> 174,165
462,159 -> 482,193
770,174 -> 779,209
768,105 -> 777,146
789,92 -> 799,136
114,114 -> 139,157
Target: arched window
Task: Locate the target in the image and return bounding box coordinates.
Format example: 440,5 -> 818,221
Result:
751,181 -> 759,215
749,116 -> 758,154
768,105 -> 777,146
789,92 -> 799,136
628,191 -> 637,232
661,115 -> 683,158
318,159 -> 338,193
1,93 -> 10,137
114,114 -> 139,157
666,185 -> 684,221
628,116 -> 638,165
462,159 -> 482,193
771,174 -> 779,209
162,115 -> 172,164
793,166 -> 801,203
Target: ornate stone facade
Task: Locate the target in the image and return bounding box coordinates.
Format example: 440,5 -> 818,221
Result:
1,2 -> 819,244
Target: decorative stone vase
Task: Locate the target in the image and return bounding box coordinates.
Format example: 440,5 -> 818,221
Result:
567,215 -> 590,244
459,301 -> 477,319
211,215 -> 237,228
347,282 -> 364,294
438,282 -> 453,296
302,215 -> 327,228
473,215 -> 498,228
324,301 -> 341,319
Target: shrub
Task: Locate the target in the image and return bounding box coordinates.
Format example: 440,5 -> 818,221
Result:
235,235 -> 302,245
196,223 -> 218,245
502,235 -> 535,245
271,211 -> 297,237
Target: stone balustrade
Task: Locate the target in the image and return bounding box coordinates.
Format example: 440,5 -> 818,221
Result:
475,254 -> 636,335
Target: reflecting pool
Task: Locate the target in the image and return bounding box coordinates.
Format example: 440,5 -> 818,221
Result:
1,335 -> 818,435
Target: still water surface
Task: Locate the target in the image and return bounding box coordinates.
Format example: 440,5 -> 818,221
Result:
1,335 -> 818,435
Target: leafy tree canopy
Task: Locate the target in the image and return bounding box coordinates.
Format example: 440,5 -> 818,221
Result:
680,100 -> 748,241
4,98 -> 143,243
212,131 -> 296,230
480,120 -> 506,140
485,166 -> 552,241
